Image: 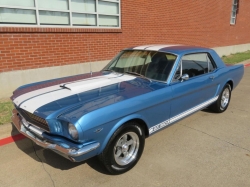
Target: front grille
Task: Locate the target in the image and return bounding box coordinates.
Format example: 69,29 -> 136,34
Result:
17,108 -> 50,132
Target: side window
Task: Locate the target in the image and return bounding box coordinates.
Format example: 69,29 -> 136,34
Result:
172,53 -> 216,82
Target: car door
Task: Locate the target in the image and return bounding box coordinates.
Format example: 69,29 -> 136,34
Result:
169,52 -> 218,122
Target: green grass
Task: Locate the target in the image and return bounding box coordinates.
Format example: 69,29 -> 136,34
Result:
222,50 -> 250,64
0,100 -> 14,125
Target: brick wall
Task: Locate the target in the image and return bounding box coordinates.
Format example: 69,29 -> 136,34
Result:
0,0 -> 250,73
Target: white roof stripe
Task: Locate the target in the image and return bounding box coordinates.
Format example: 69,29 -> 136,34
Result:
133,45 -> 153,50
133,44 -> 179,51
146,45 -> 179,51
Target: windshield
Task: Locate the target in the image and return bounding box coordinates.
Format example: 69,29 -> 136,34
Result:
104,50 -> 177,82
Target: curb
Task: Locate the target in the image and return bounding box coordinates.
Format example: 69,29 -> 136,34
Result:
244,63 -> 250,68
237,59 -> 250,65
236,59 -> 250,67
0,134 -> 25,146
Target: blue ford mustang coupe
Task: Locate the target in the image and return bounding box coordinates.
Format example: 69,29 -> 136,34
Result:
11,45 -> 244,174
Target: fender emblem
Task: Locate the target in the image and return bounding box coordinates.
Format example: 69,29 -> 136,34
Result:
94,128 -> 103,133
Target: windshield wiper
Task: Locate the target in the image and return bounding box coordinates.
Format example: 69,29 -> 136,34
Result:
125,71 -> 152,83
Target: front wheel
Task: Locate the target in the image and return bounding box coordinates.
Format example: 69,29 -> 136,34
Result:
98,122 -> 145,174
211,83 -> 231,113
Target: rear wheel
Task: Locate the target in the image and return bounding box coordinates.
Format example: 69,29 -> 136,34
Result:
211,83 -> 231,113
98,122 -> 145,175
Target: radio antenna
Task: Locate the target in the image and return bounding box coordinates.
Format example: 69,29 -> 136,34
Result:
87,39 -> 92,76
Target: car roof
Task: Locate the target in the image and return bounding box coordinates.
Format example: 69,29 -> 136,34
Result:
124,44 -> 212,55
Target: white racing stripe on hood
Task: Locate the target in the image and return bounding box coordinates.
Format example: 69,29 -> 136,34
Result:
62,73 -> 130,91
13,75 -> 104,106
16,73 -> 135,113
14,85 -> 61,106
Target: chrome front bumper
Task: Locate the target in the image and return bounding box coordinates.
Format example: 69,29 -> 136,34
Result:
11,109 -> 100,161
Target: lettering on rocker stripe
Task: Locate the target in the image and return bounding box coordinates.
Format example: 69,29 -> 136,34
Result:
149,120 -> 170,134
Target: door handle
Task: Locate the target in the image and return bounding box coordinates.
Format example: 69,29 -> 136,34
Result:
209,76 -> 214,80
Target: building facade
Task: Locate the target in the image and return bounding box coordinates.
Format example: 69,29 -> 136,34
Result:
0,0 -> 250,98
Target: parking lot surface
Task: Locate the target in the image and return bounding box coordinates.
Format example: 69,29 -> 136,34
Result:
0,67 -> 250,187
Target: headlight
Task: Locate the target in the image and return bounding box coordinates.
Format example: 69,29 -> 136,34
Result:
68,123 -> 79,140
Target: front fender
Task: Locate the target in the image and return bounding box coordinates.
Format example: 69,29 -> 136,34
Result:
98,113 -> 149,154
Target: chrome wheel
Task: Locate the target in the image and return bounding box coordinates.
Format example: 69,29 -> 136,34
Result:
221,88 -> 230,108
210,83 -> 231,113
99,122 -> 145,174
114,132 -> 139,166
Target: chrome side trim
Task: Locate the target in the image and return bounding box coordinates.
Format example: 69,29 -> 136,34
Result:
149,96 -> 219,134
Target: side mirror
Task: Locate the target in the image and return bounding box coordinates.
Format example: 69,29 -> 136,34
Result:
181,74 -> 189,81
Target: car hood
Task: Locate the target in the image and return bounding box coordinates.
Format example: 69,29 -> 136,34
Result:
12,72 -> 165,120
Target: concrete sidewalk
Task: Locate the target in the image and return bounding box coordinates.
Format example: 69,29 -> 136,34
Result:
0,123 -> 19,140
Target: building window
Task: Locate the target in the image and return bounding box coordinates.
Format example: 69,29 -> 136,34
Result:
230,0 -> 238,25
0,0 -> 120,28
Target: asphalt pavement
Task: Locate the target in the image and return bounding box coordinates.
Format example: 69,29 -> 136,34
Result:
0,67 -> 250,187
